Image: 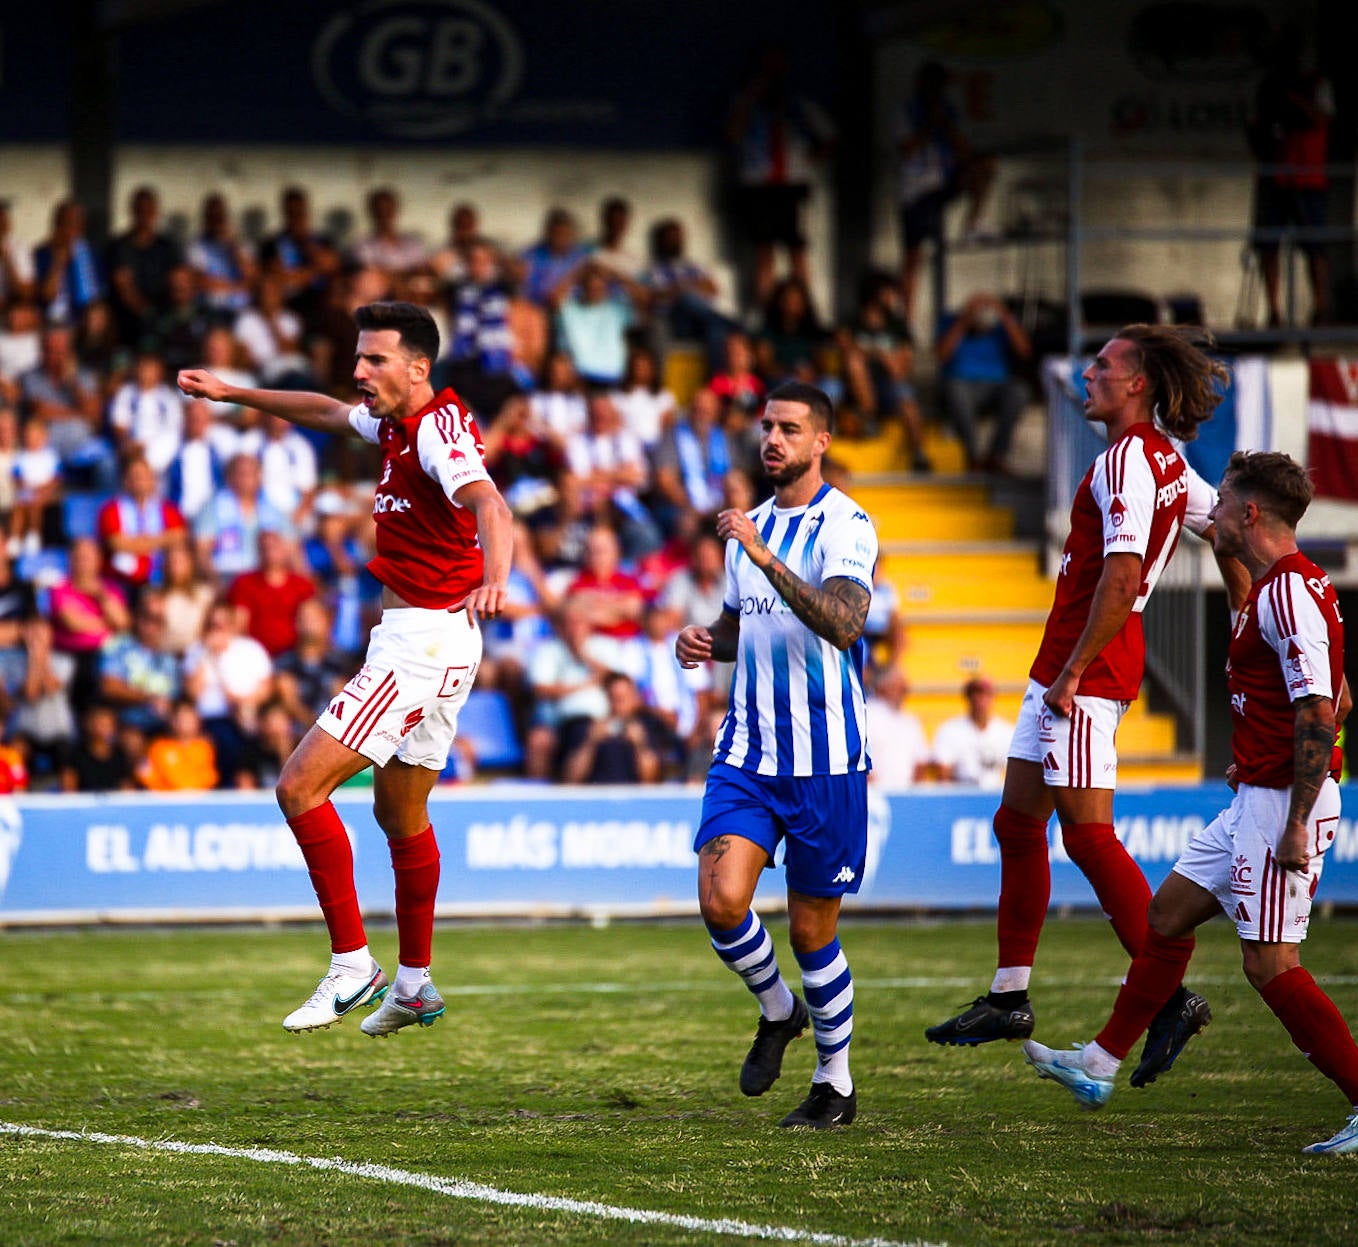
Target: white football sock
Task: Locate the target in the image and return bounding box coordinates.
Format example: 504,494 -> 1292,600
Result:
330,946 -> 372,976
393,964 -> 431,997
991,966 -> 1031,994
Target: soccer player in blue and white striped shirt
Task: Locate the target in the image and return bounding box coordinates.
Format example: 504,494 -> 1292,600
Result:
676,381 -> 878,1129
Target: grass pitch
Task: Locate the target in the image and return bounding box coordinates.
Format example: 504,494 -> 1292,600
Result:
2,915 -> 1356,1246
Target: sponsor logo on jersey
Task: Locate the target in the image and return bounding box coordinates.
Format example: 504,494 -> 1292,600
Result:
401,707 -> 425,737
1060,551 -> 1072,576
1155,473 -> 1188,509
1042,751 -> 1059,773
1306,573 -> 1333,602
1152,449 -> 1180,472
449,445 -> 468,463
1108,496 -> 1127,527
740,595 -> 782,616
851,511 -> 869,522
832,865 -> 856,884
1231,691 -> 1247,716
1233,900 -> 1251,923
373,493 -> 413,514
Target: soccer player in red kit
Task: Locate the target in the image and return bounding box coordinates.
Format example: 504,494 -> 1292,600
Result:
179,301 -> 512,1036
927,325 -> 1248,1085
1026,451 -> 1358,1155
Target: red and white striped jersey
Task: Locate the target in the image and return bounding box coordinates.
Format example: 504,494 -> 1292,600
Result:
1228,551 -> 1344,788
1030,423 -> 1215,700
348,387 -> 493,609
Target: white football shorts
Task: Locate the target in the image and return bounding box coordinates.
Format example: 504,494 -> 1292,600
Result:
1007,679 -> 1129,790
316,606 -> 482,771
1173,778 -> 1341,944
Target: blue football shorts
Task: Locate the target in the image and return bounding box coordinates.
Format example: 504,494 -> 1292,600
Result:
694,762 -> 868,897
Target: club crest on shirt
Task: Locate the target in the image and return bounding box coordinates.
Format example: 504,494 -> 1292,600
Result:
1285,639 -> 1314,692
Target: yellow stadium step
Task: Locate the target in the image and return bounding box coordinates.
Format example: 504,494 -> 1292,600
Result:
901,619 -> 1048,689
880,543 -> 1051,616
1118,756 -> 1205,785
849,481 -> 1015,539
662,344 -> 707,408
832,422 -> 968,476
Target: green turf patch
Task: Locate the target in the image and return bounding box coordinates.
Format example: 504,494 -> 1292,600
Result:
1,917 -> 1356,1245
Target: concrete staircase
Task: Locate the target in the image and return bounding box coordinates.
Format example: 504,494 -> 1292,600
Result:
837,425 -> 1199,784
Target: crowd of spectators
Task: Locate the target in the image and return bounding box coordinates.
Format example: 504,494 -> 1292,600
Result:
0,180 -> 958,793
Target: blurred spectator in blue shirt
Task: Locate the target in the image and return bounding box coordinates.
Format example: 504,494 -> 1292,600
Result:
33,200 -> 104,323
935,292 -> 1032,475
519,207 -> 587,307
186,192 -> 257,316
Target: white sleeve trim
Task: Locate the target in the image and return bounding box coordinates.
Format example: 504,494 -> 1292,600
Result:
416,410 -> 492,508
1257,572 -> 1334,702
347,405 -> 382,445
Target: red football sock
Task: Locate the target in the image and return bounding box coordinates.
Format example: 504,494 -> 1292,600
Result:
1095,928 -> 1196,1060
994,805 -> 1052,970
288,802 -> 366,954
390,826 -> 441,969
1062,822 -> 1151,957
1260,966 -> 1358,1105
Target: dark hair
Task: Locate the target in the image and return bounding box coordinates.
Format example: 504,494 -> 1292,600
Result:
623,344 -> 660,393
354,301 -> 440,363
1223,450 -> 1313,528
766,380 -> 835,434
1114,324 -> 1228,442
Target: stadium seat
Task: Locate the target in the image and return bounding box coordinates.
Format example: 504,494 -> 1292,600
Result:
453,690 -> 523,773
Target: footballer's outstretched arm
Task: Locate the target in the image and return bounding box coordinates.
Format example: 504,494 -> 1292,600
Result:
177,369 -> 355,436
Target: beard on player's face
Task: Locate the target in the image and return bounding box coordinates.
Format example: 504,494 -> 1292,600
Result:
764,454 -> 812,486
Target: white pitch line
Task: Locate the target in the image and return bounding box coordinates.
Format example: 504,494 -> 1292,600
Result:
1,1122 -> 944,1247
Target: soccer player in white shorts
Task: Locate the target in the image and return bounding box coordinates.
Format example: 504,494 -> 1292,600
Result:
180,301 -> 512,1039
1007,680 -> 1127,791
1023,451 -> 1358,1155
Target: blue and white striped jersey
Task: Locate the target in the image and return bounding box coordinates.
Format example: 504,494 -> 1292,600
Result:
713,483 -> 877,777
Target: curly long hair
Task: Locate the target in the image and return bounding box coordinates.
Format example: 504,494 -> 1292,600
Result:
1115,324 -> 1228,442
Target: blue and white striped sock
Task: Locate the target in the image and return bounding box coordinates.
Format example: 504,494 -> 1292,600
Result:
707,910 -> 795,1020
796,938 -> 854,1094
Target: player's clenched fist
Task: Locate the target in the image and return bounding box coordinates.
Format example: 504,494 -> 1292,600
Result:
177,368 -> 229,401
675,624 -> 713,669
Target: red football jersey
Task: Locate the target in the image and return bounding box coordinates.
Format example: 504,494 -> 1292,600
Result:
1228,552 -> 1345,788
1030,424 -> 1214,700
349,387 -> 493,609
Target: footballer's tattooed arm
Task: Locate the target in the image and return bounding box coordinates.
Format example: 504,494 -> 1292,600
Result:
1277,694 -> 1338,871
760,559 -> 870,651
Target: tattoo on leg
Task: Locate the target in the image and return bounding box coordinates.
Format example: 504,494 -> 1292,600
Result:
701,836 -> 731,864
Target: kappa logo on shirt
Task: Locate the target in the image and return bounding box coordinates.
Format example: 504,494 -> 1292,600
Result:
833,866 -> 856,884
